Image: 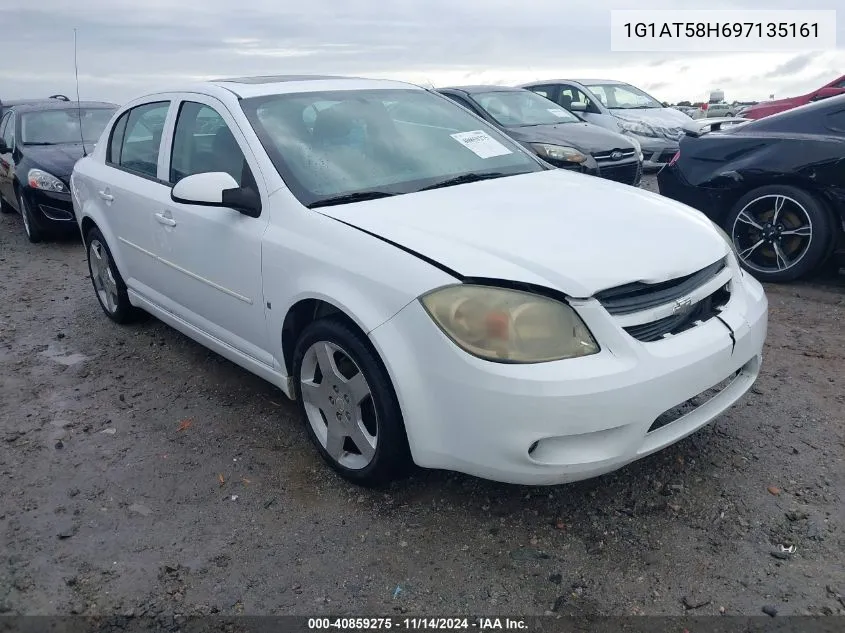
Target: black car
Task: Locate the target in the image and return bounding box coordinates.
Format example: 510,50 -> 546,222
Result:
0,100 -> 117,242
658,95 -> 845,282
436,86 -> 642,186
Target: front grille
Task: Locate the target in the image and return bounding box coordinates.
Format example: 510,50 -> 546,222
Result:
593,148 -> 637,161
595,259 -> 727,316
596,161 -> 640,185
623,285 -> 730,342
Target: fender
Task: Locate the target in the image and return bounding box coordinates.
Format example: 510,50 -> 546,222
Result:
261,209 -> 456,373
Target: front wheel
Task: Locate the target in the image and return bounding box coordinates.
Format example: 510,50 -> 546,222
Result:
18,191 -> 44,243
0,194 -> 13,214
725,185 -> 832,282
292,318 -> 411,487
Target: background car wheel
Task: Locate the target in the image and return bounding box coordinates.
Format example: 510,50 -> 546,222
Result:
85,227 -> 137,324
292,317 -> 411,487
0,194 -> 13,214
725,185 -> 832,282
18,191 -> 43,243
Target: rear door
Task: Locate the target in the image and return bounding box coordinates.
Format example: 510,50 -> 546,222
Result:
87,99 -> 175,298
152,94 -> 273,366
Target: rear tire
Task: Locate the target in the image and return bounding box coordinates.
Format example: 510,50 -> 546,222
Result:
292,317 -> 411,487
725,185 -> 832,282
85,227 -> 137,324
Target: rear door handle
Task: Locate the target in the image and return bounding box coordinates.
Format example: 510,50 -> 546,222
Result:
154,212 -> 177,227
98,190 -> 114,202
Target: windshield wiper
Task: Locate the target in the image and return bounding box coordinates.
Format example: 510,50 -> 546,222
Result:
418,171 -> 511,192
308,191 -> 396,208
23,141 -> 58,146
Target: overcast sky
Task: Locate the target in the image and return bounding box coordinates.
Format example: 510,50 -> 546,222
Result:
1,0 -> 842,105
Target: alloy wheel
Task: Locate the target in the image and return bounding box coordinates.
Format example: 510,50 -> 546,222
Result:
88,239 -> 120,314
731,194 -> 813,274
299,340 -> 378,470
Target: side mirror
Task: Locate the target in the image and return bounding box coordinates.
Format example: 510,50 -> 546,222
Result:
568,101 -> 587,112
0,138 -> 7,153
171,172 -> 261,218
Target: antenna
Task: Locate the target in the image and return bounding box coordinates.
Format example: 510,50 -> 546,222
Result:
74,28 -> 87,157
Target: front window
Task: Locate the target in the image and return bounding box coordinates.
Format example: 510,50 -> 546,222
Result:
240,88 -> 543,208
472,91 -> 580,127
20,107 -> 116,145
583,83 -> 663,110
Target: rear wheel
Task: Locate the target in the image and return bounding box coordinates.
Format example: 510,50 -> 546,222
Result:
725,185 -> 832,282
85,227 -> 136,323
292,318 -> 411,487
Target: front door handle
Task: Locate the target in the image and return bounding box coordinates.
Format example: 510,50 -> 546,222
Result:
155,212 -> 177,227
98,190 -> 114,202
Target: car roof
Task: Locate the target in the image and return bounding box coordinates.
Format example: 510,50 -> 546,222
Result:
200,75 -> 422,99
574,79 -> 625,85
439,85 -> 525,94
11,100 -> 117,113
519,79 -> 623,87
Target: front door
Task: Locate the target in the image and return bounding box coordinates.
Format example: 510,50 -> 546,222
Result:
153,95 -> 272,367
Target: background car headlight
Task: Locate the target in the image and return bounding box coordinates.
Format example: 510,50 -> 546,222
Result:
530,143 -> 588,164
420,285 -> 599,363
28,169 -> 67,193
627,136 -> 644,161
615,118 -> 658,138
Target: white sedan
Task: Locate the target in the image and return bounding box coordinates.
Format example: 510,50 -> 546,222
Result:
71,75 -> 768,486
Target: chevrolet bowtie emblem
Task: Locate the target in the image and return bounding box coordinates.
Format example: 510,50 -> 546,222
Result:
672,296 -> 693,315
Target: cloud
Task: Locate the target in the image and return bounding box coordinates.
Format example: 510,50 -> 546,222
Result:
0,0 -> 842,104
764,53 -> 817,78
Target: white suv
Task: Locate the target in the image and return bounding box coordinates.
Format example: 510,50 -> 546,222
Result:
71,75 -> 768,486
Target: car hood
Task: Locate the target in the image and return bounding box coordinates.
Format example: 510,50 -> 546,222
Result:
612,107 -> 691,140
317,170 -> 728,298
506,122 -> 635,155
23,143 -> 93,178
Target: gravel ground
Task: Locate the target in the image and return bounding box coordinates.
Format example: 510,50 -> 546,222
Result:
1,175 -> 844,618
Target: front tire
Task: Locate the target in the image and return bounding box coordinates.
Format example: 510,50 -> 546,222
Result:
85,227 -> 136,324
725,185 -> 832,282
292,318 -> 411,487
0,193 -> 13,214
18,191 -> 44,243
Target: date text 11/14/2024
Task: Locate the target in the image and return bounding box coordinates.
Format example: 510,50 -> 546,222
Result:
307,617 -> 528,630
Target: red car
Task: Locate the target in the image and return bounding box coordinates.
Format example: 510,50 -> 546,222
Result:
740,75 -> 845,119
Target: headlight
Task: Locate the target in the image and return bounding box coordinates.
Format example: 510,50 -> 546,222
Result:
28,169 -> 67,193
420,285 -> 599,363
530,143 -> 588,164
615,118 -> 659,138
